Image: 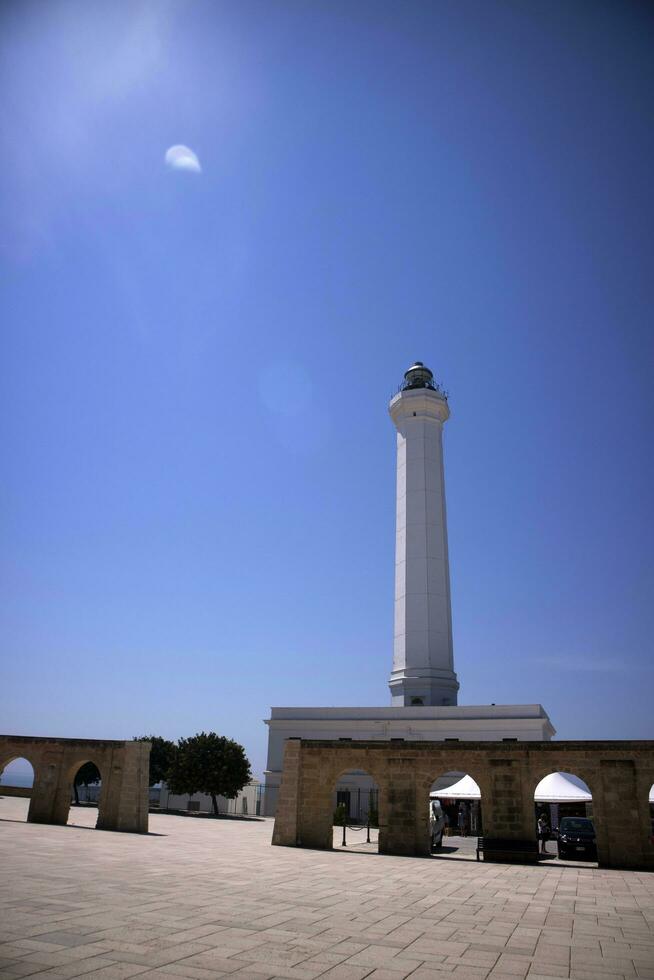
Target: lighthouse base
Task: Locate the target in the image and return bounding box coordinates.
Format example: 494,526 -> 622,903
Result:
263,702 -> 555,817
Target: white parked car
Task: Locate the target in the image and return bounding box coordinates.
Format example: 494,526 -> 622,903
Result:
429,799 -> 446,849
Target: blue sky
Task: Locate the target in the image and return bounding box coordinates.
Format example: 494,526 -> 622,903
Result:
1,0 -> 653,781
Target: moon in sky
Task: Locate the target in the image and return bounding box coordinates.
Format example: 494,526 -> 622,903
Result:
164,145 -> 202,173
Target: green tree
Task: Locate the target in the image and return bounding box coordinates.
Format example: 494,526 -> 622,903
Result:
73,762 -> 101,805
134,735 -> 177,787
167,732 -> 252,816
333,802 -> 347,827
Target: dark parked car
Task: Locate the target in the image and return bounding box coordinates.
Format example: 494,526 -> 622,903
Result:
557,817 -> 597,860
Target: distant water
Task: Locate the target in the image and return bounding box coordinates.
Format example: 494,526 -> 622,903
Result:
0,772 -> 33,788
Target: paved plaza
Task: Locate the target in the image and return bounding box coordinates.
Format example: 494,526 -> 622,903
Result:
1,798 -> 653,980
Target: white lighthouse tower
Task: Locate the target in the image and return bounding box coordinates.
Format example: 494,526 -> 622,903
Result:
389,361 -> 459,707
262,360 -> 555,817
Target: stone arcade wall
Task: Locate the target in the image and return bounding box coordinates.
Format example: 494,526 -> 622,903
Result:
272,739 -> 654,870
0,735 -> 151,834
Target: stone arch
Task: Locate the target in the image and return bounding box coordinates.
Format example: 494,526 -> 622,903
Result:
531,769 -> 595,862
0,753 -> 38,783
273,738 -> 654,868
0,755 -> 37,821
415,759 -> 491,802
0,735 -> 150,833
66,757 -> 105,827
637,768 -> 654,861
414,757 -> 489,858
324,755 -> 388,850
528,763 -> 597,858
328,760 -> 387,795
330,764 -> 383,852
530,763 -> 597,799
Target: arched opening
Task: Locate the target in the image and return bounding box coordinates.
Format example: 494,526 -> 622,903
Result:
533,771 -> 597,863
0,757 -> 35,822
428,771 -> 482,860
332,769 -> 380,853
67,761 -> 103,828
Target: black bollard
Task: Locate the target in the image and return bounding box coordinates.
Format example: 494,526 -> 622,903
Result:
341,822 -> 347,847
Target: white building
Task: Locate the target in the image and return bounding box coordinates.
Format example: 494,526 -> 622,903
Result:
263,362 -> 555,817
158,779 -> 262,817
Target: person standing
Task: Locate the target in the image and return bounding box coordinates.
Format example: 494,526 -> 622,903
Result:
457,805 -> 467,837
538,813 -> 550,854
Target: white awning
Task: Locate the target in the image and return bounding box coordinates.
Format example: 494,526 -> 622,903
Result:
430,771 -> 600,804
430,774 -> 480,800
534,771 -> 592,803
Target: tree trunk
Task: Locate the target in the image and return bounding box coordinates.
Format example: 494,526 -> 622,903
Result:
211,793 -> 219,816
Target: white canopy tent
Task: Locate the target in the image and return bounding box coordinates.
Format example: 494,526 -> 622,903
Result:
533,771 -> 591,803
430,771 -> 595,803
430,774 -> 481,800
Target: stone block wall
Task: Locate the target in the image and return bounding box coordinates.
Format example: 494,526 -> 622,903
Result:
0,735 -> 150,834
273,739 -> 654,870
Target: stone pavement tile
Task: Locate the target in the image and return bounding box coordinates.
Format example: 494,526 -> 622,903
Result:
229,972 -> 279,980
574,924 -> 624,940
146,952 -> 244,975
257,933 -> 308,947
131,973 -> 203,980
0,961 -> 28,977
568,935 -> 600,951
359,968 -> 418,980
297,954 -> 350,970
446,952 -> 499,969
486,975 -> 529,980
22,956 -> 128,979
106,943 -> 218,970
492,955 -> 532,978
156,925 -> 229,946
569,972 -> 625,980
326,945 -> 369,959
0,967 -> 72,980
14,967 -> 151,980
403,943 -> 469,960
18,946 -> 118,969
1,944 -> 47,960
532,943 -> 569,965
2,801 -> 654,980
233,945 -> 319,969
395,970 -> 451,980
303,966 -> 373,980
158,964 -> 232,980
413,929 -> 460,943
527,975 -> 572,980
527,964 -> 568,978
92,932 -> 171,947
67,968 -> 154,980
570,949 -> 636,973
289,941 -> 340,957
505,930 -> 540,950
189,932 -> 266,954
344,948 -> 415,969
238,967 -> 325,980
28,935 -> 105,950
